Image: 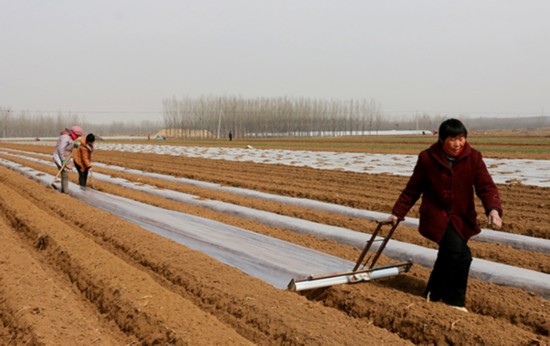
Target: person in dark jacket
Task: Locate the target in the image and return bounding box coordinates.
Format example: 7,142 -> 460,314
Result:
73,133 -> 95,189
388,118 -> 502,312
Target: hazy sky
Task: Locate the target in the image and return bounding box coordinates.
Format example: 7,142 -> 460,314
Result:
1,1 -> 549,124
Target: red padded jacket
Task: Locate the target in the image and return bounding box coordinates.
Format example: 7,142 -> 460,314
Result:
391,141 -> 502,243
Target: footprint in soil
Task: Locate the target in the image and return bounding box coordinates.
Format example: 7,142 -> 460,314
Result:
35,233 -> 49,250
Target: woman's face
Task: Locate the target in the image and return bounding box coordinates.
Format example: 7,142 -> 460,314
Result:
443,134 -> 466,156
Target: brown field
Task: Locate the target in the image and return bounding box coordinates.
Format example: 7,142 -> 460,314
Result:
0,138 -> 548,345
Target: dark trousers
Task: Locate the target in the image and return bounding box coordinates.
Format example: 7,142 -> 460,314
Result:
74,163 -> 89,187
425,223 -> 472,307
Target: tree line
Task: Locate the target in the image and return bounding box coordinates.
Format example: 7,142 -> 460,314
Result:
161,96 -> 550,137
0,107 -> 162,138
162,95 -> 391,138
3,101 -> 547,139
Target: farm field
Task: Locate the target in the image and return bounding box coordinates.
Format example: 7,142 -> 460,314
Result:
0,135 -> 549,345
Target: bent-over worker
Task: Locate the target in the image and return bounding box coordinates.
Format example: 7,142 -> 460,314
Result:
53,125 -> 83,193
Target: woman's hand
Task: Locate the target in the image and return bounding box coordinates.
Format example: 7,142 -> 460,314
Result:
488,209 -> 502,230
388,214 -> 399,225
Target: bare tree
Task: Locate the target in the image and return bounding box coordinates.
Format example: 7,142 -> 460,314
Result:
0,107 -> 11,137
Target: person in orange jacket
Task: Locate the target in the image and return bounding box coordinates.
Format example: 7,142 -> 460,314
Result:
73,133 -> 95,190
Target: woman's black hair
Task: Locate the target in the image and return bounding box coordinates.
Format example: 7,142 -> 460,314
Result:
86,133 -> 96,143
438,119 -> 467,141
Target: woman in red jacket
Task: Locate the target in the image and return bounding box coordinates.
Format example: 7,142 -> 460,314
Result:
389,119 -> 503,312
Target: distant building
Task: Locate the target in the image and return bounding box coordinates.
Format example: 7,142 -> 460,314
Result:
153,129 -> 214,138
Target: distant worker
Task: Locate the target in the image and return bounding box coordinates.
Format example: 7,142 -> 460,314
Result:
73,133 -> 96,190
53,125 -> 84,193
229,131 -> 233,141
388,118 -> 503,312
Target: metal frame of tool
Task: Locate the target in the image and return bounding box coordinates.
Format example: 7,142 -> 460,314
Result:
288,220 -> 412,291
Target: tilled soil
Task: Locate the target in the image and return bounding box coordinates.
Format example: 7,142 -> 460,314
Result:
0,142 -> 548,345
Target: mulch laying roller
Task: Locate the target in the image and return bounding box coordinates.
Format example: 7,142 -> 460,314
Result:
288,220 -> 412,291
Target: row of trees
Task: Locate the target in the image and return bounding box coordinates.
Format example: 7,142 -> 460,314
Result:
4,101 -> 546,139
0,107 -> 162,138
0,108 -> 80,138
0,101 -> 460,139
162,96 -> 389,138
1,101 -> 443,139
